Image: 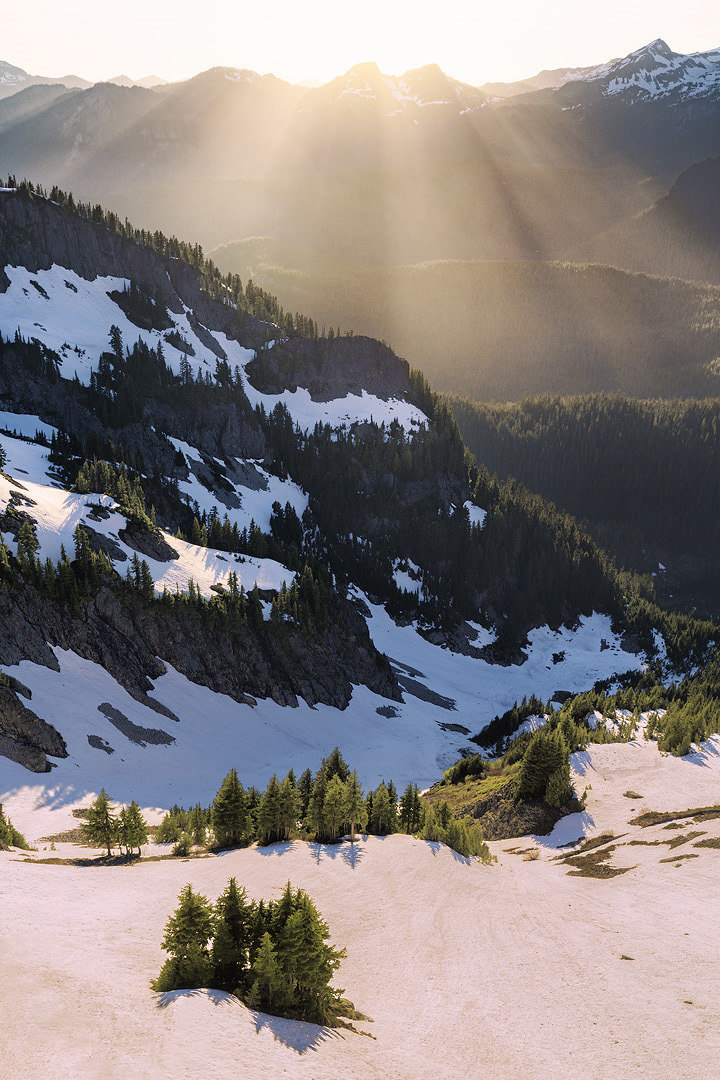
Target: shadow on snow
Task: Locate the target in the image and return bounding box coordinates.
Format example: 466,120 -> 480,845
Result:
153,988 -> 341,1053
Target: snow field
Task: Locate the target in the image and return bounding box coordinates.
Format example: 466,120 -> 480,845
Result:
3,738 -> 720,1080
0,591 -> 650,844
165,434 -> 308,534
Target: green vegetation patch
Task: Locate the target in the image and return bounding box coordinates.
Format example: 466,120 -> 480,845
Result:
666,831 -> 705,850
633,806 -> 720,828
693,837 -> 720,849
558,837 -> 634,878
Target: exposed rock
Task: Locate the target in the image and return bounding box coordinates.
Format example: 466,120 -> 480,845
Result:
87,734 -> 114,754
118,527 -> 178,562
395,672 -> 456,711
0,685 -> 67,771
0,578 -> 399,769
470,779 -> 582,840
97,702 -> 175,746
247,335 -> 416,403
83,525 -> 127,563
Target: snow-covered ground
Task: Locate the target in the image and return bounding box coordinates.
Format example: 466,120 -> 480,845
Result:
3,737 -> 720,1080
166,435 -> 308,534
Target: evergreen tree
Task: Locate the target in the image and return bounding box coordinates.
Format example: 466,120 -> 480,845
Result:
212,768 -> 247,848
82,789 -> 117,856
278,774 -> 300,841
117,800 -> 148,855
344,771 -> 366,842
153,884 -> 215,992
257,774 -> 282,844
298,768 -> 313,818
323,775 -> 347,841
399,784 -> 414,833
212,877 -> 253,992
247,932 -> 287,1013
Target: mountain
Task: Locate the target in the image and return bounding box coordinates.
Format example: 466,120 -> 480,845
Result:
553,39 -> 720,105
0,60 -> 91,101
0,180 -> 705,782
480,61 -> 616,98
2,41 -> 717,406
583,155 -> 720,285
108,74 -> 167,88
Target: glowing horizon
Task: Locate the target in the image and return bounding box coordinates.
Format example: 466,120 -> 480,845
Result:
5,0 -> 720,89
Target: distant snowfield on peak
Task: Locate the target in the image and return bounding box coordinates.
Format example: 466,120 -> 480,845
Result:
574,38 -> 720,101
0,263 -> 428,435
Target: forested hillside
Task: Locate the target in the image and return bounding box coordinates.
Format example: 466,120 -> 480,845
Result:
449,394 -> 720,616
210,246 -> 720,400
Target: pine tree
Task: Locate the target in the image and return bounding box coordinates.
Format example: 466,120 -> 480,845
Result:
323,776 -> 346,841
82,789 -> 117,856
153,884 -> 215,992
119,800 -> 148,855
399,784 -> 414,833
298,768 -> 313,818
212,877 -> 253,992
248,932 -> 286,1012
278,774 -> 300,841
257,774 -> 282,844
212,768 -> 247,848
344,771 -> 366,842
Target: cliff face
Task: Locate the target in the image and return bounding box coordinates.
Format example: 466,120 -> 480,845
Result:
246,334 -> 415,402
0,579 -> 399,771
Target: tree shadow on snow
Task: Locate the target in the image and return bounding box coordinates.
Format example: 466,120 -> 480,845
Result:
252,837 -> 366,868
686,737 -> 720,768
423,839 -> 474,866
153,990 -> 338,1053
154,988 -> 241,1010
571,750 -> 597,778
306,838 -> 366,868
251,1010 -> 342,1053
255,840 -> 295,858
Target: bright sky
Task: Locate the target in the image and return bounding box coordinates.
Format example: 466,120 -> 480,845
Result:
6,0 -> 720,86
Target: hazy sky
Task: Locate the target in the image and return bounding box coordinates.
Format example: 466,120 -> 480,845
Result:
6,0 -> 720,85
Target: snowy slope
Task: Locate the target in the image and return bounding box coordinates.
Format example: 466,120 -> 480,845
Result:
165,435 -> 308,534
0,583 -> 646,824
0,263 -> 428,434
0,433 -> 294,598
5,738 -> 720,1080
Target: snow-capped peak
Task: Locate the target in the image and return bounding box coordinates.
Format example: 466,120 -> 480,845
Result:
0,60 -> 29,88
573,38 -> 720,102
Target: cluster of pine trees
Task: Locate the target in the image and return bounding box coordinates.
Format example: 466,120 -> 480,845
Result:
160,749 -> 426,851
80,789 -> 148,857
153,878 -> 348,1026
